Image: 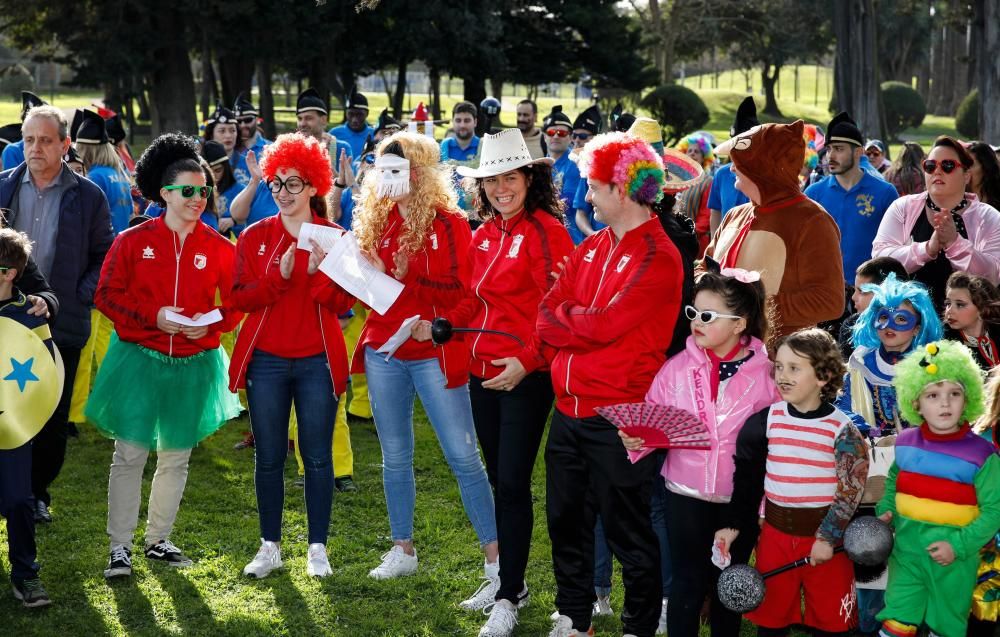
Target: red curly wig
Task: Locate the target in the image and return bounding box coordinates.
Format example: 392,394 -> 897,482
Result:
259,132 -> 333,197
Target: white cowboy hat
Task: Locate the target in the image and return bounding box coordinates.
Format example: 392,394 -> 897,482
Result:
456,128 -> 553,178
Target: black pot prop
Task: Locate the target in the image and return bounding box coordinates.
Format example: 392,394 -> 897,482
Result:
430,317 -> 526,347
717,516 -> 894,613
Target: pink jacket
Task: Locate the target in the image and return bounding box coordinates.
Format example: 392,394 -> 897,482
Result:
629,335 -> 780,501
871,193 -> 1000,284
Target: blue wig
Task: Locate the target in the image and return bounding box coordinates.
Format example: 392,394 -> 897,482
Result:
851,273 -> 943,351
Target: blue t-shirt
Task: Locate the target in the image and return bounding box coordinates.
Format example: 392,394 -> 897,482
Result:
707,163 -> 749,218
329,123 -> 373,158
805,172 -> 899,280
338,187 -> 355,231
2,140 -> 24,170
87,165 -> 133,234
244,180 -> 280,229
231,152 -> 251,187
573,178 -> 605,243
440,136 -> 480,162
143,203 -> 219,231
551,153 -> 582,244
217,181 -> 245,219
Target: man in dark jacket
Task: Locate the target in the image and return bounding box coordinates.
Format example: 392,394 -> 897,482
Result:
0,104 -> 113,522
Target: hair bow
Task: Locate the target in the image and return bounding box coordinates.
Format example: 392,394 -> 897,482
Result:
720,267 -> 761,284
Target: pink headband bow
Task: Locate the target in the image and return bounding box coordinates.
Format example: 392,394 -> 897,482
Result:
720,267 -> 761,284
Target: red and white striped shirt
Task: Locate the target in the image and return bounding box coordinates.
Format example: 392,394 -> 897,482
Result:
764,401 -> 853,508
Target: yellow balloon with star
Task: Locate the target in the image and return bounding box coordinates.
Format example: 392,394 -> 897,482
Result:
0,317 -> 60,449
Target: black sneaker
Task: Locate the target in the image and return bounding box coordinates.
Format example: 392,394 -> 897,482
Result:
13,577 -> 51,608
144,540 -> 193,567
104,545 -> 132,579
335,476 -> 357,492
34,500 -> 52,524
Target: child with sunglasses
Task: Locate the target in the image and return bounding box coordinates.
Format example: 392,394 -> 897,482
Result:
620,265 -> 780,637
834,273 -> 942,632
87,134 -> 244,579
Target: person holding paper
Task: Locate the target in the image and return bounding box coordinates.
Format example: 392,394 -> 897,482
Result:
86,133 -> 244,580
228,133 -> 355,579
410,128 -> 573,633
351,132 -> 498,600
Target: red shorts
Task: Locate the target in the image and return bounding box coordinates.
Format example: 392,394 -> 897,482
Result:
745,522 -> 857,632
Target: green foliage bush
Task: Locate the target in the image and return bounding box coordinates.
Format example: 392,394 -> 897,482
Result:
955,89 -> 979,139
640,84 -> 709,145
881,81 -> 926,140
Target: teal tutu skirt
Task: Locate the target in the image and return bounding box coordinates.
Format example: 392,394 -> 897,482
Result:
85,335 -> 242,451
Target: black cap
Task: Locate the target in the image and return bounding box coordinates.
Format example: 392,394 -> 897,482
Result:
21,91 -> 45,119
731,97 -> 760,137
106,115 -> 127,144
611,104 -> 636,132
573,105 -> 602,135
542,105 -> 572,131
827,111 -> 863,147
64,145 -> 82,165
374,108 -> 400,135
0,123 -> 21,146
297,88 -> 328,116
202,140 -> 229,167
345,88 -> 368,111
75,109 -> 110,145
207,102 -> 237,126
234,92 -> 257,117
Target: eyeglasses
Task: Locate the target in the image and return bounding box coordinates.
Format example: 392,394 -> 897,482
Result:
572,132 -> 591,141
268,176 -> 309,194
237,116 -> 256,125
684,305 -> 742,324
163,184 -> 213,199
0,266 -> 11,272
922,159 -> 959,175
545,129 -> 570,138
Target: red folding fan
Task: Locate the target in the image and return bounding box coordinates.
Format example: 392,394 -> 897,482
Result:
596,402 -> 711,449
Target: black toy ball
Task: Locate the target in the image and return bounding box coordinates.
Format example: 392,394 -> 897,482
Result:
717,563 -> 766,613
843,515 -> 894,566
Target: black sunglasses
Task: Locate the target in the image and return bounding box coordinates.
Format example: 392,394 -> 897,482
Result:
268,176 -> 310,194
571,132 -> 591,140
922,159 -> 959,175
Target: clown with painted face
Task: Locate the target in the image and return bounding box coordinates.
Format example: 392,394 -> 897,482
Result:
834,273 -> 942,632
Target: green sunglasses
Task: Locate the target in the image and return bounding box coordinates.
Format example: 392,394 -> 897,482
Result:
163,184 -> 214,199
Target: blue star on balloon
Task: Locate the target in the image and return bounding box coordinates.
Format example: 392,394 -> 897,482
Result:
4,357 -> 39,392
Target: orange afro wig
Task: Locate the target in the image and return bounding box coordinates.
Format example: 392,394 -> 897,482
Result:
259,132 -> 333,198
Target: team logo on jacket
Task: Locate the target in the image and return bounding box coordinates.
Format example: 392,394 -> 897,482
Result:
193,253 -> 207,270
615,255 -> 631,272
583,248 -> 596,263
142,246 -> 155,259
258,243 -> 267,256
478,239 -> 490,251
507,234 -> 524,258
430,233 -> 439,250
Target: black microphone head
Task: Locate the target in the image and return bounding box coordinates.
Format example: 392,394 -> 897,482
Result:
431,317 -> 453,345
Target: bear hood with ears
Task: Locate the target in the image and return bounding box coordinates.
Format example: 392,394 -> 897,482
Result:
715,120 -> 806,208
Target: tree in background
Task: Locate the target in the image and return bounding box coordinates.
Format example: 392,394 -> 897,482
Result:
832,0 -> 882,140
640,84 -> 708,145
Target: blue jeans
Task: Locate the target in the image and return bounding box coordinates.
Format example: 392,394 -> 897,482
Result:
246,351 -> 337,545
365,347 -> 496,545
594,474 -> 671,597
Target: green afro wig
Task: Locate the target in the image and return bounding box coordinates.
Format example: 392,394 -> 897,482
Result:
893,340 -> 985,427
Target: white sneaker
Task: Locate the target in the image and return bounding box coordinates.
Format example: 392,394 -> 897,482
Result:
656,596 -> 668,635
478,599 -> 519,637
548,614 -> 593,637
306,543 -> 332,577
368,545 -> 418,579
243,540 -> 282,578
461,574 -> 501,611
593,594 -> 613,617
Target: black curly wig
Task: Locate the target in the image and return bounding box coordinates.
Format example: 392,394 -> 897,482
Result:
135,133 -> 204,205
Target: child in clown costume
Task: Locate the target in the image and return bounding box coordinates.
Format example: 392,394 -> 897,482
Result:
876,341 -> 1000,637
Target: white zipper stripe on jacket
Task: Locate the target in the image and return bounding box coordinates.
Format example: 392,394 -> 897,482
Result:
471,225 -> 507,360
565,231 -> 619,417
171,231 -> 182,357
235,235 -> 285,381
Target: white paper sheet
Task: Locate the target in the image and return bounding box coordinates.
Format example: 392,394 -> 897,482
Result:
318,233 -> 404,315
297,223 -> 344,253
376,315 -> 421,360
164,308 -> 223,327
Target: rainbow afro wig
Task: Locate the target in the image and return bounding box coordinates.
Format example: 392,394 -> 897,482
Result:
851,273 -> 942,351
581,132 -> 665,206
675,133 -> 714,169
259,132 -> 333,198
802,124 -> 823,170
894,341 -> 985,426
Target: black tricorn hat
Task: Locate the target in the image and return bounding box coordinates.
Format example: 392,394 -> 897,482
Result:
207,102 -> 237,126
69,109 -> 85,142
0,123 -> 21,146
64,145 -> 82,165
75,109 -> 110,145
345,87 -> 369,111
106,115 -> 127,144
202,140 -> 229,167
826,111 -> 863,147
731,97 -> 760,137
573,104 -> 602,135
297,88 -> 328,116
21,91 -> 45,119
374,108 -> 400,135
542,105 -> 572,131
234,92 -> 257,117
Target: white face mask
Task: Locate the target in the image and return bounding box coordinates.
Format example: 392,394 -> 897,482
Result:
375,153 -> 411,199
